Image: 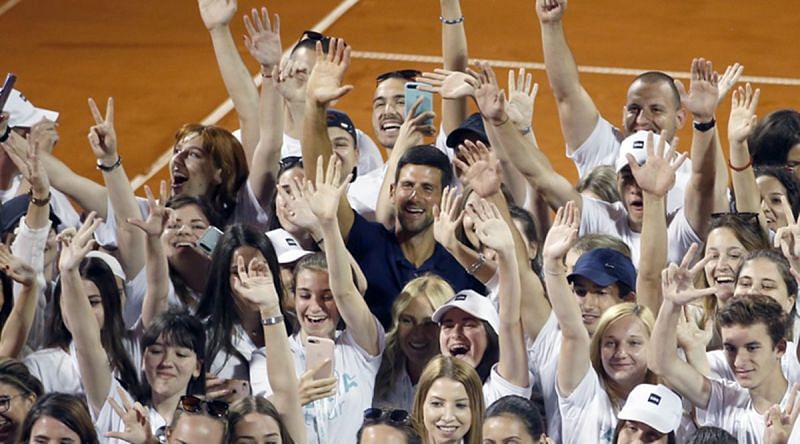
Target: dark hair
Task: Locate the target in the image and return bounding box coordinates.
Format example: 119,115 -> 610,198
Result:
716,294 -> 790,348
475,321 -> 500,384
685,426 -> 738,444
228,396 -> 294,444
394,145 -> 453,191
631,71 -> 681,111
269,157 -> 305,231
169,406 -> 228,444
18,393 -> 99,444
0,357 -> 43,398
754,166 -> 800,218
195,224 -> 287,367
357,413 -> 422,444
290,31 -> 330,55
484,395 -> 546,440
737,249 -> 799,303
612,421 -> 676,444
0,273 -> 12,330
44,257 -> 142,398
509,205 -> 541,273
139,308 -> 206,404
749,109 -> 800,167
571,234 -> 632,259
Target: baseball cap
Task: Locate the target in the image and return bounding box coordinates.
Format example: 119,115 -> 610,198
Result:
446,112 -> 489,150
86,250 -> 127,281
432,290 -> 499,333
0,194 -> 61,235
567,247 -> 636,291
6,89 -> 59,128
617,384 -> 682,434
266,229 -> 313,265
327,109 -> 358,148
614,130 -> 669,172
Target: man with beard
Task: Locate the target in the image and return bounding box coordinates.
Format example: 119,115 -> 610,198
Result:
301,38 -> 484,327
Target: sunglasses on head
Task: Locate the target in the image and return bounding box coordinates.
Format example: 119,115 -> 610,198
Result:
363,407 -> 410,424
179,395 -> 229,418
375,69 -> 422,85
279,156 -> 303,170
299,30 -> 329,44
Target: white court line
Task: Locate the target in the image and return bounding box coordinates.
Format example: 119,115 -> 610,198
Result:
350,50 -> 800,86
0,0 -> 21,17
131,0 -> 361,190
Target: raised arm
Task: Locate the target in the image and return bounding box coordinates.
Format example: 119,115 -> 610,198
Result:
305,156 -> 379,355
126,182 -> 171,329
541,201 -> 592,396
87,97 -> 146,278
243,7 -> 284,208
648,246 -> 716,408
0,246 -> 37,358
629,131 -> 687,314
728,83 -> 764,217
198,0 -> 260,158
57,214 -> 110,413
231,256 -> 308,444
470,199 -> 528,388
439,0 -> 469,135
535,0 -> 600,151
300,39 -> 356,239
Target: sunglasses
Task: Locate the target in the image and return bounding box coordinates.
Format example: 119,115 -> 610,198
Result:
178,395 -> 229,418
375,69 -> 422,85
299,30 -> 329,44
363,407 -> 410,424
279,156 -> 303,170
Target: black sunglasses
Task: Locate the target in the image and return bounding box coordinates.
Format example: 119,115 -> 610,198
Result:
375,69 -> 422,85
300,30 -> 329,44
179,395 -> 229,418
363,407 -> 410,424
279,156 -> 303,171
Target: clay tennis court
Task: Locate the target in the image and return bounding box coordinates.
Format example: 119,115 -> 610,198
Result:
2,0 -> 799,194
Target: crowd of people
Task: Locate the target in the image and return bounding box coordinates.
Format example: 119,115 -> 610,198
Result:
1,0 -> 800,442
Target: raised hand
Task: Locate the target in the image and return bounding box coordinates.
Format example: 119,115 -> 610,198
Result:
105,386 -> 154,444
87,97 -> 117,165
417,69 -> 474,100
627,131 -> 687,197
198,0 -> 236,30
276,176 -> 320,234
542,200 -> 579,261
468,198 -> 514,254
57,212 -> 101,272
728,83 -> 760,145
29,118 -> 59,153
676,306 -> 713,352
763,384 -> 799,444
393,96 -> 436,151
275,55 -> 305,103
433,186 -> 463,251
453,140 -> 502,198
306,38 -> 353,105
661,243 -> 717,306
774,195 -> 800,272
298,361 -> 337,405
2,128 -> 50,196
717,62 -> 744,106
127,181 -> 172,238
243,7 -> 282,68
304,155 -> 350,223
231,255 -> 280,310
506,68 -> 539,131
676,58 -> 719,122
535,0 -> 567,23
465,62 -> 507,125
0,244 -> 35,287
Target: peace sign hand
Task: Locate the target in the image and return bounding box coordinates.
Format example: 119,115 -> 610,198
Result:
87,97 -> 117,164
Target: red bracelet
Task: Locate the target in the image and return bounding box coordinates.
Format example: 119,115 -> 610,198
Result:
728,157 -> 753,172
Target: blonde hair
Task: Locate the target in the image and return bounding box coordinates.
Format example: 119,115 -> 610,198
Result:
412,356 -> 484,444
374,275 -> 454,404
589,303 -> 657,410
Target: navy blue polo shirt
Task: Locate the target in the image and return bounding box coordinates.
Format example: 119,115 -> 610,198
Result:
346,210 -> 486,327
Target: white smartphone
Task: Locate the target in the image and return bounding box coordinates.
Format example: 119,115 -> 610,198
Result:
195,226 -> 223,257
305,336 -> 335,380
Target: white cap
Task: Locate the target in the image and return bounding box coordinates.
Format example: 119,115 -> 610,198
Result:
614,130 -> 669,172
266,229 -> 313,264
431,290 -> 499,333
6,89 -> 59,128
86,250 -> 127,281
617,384 -> 682,434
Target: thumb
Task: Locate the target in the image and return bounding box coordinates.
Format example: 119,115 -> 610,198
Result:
674,79 -> 688,102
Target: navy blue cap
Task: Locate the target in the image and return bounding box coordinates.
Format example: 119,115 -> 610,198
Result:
567,247 -> 636,290
446,112 -> 489,149
0,194 -> 61,235
326,109 -> 358,148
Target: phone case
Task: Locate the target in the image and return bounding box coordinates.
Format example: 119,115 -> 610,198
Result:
305,336 -> 335,380
196,226 -> 223,256
404,82 -> 434,125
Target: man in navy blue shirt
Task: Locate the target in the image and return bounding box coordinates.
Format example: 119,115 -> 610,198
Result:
300,38 -> 484,326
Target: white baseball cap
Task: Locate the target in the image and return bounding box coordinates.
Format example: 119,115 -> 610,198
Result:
614,130 -> 669,172
266,229 -> 313,265
431,290 -> 499,333
617,384 -> 682,434
86,250 -> 127,281
6,89 -> 58,128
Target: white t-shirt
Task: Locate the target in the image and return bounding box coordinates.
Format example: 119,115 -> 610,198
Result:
707,343 -> 800,385
697,378 -> 794,443
579,196 -> 702,268
346,166 -> 385,222
567,117 -> 692,216
92,379 -> 168,444
558,367 -> 617,444
281,130 -> 385,176
483,364 -> 532,406
11,216 -> 51,351
207,324 -> 271,396
528,312 -> 563,443
289,319 -> 386,444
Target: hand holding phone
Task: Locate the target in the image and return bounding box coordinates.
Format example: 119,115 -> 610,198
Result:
305,336 -> 335,380
404,82 -> 434,126
196,226 -> 223,257
0,74 -> 17,114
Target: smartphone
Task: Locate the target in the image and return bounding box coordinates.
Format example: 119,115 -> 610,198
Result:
404,82 -> 433,126
196,226 -> 223,256
305,336 -> 335,380
0,74 -> 17,113
228,379 -> 250,396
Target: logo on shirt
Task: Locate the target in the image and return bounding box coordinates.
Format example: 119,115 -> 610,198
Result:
648,393 -> 662,405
